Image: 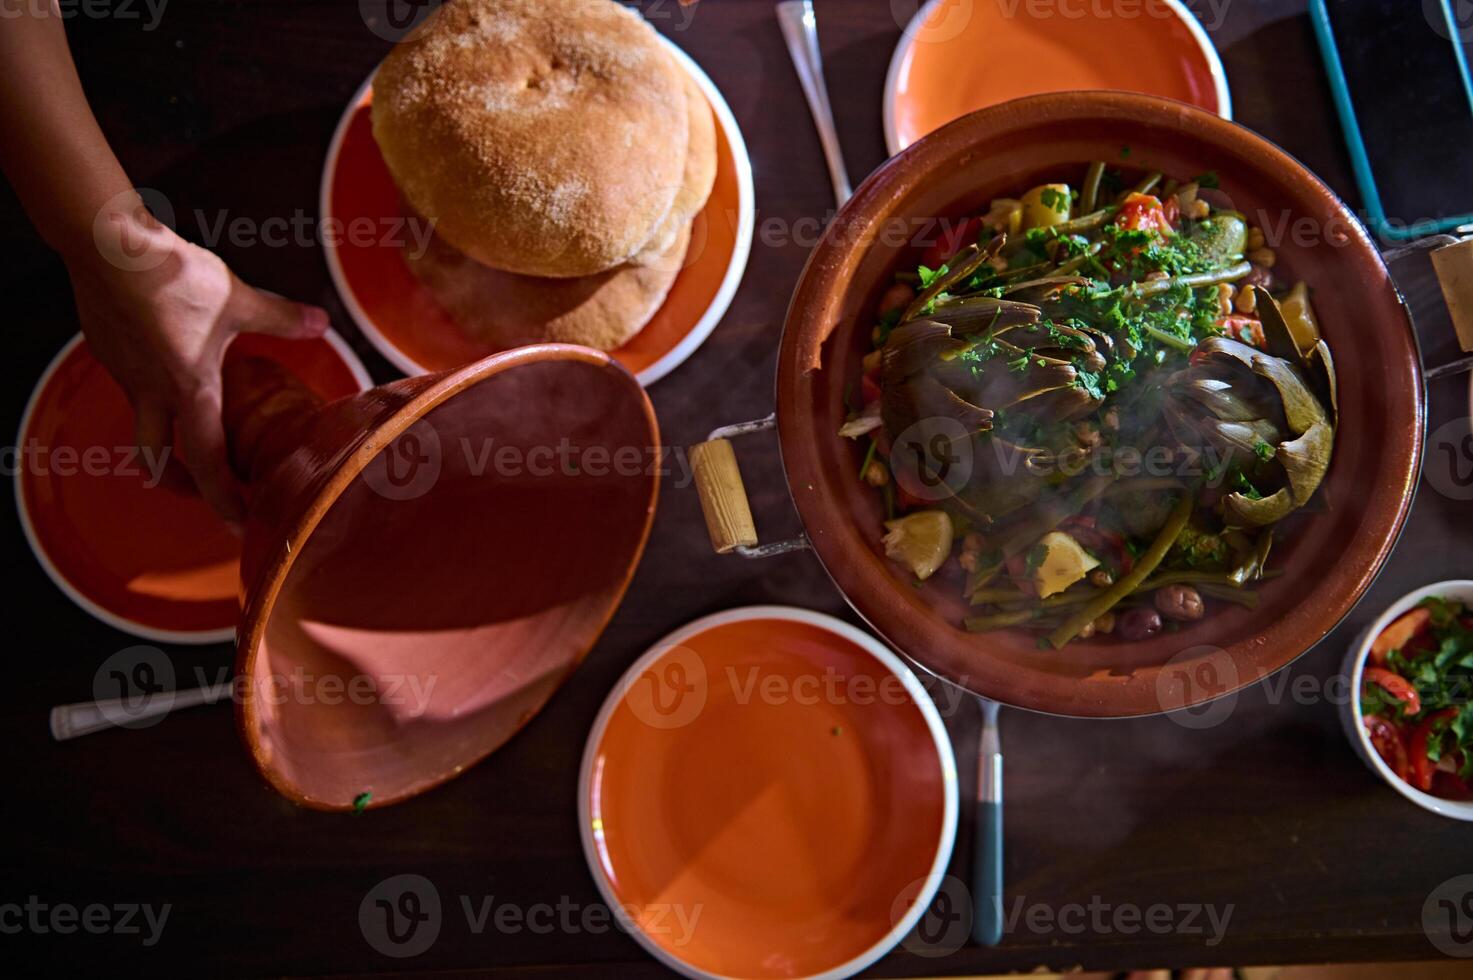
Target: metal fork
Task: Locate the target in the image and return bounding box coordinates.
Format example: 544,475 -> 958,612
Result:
776,0 -> 853,207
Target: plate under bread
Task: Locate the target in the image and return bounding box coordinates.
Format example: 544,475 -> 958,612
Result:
321,40 -> 754,386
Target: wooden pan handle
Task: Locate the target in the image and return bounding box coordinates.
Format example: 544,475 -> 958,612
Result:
689,438 -> 758,554
1431,237 -> 1473,353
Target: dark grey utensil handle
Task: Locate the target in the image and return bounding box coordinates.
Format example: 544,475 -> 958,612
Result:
972,767 -> 1003,945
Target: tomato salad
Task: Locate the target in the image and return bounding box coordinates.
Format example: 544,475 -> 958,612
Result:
1361,596 -> 1473,801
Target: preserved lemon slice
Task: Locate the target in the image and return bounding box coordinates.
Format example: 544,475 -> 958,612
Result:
883,511 -> 954,581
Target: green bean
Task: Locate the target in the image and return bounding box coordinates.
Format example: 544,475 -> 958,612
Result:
964,561 -> 1004,600
1053,240 -> 1105,276
1197,582 -> 1259,609
1139,570 -> 1247,590
1048,490 -> 1193,648
1143,323 -> 1196,352
857,437 -> 877,481
1080,161 -> 1105,213
967,587 -> 1023,604
1053,207 -> 1114,236
1127,261 -> 1252,298
1134,171 -> 1163,195
964,609 -> 1038,632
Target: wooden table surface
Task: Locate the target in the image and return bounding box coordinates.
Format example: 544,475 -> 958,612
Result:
3,0 -> 1471,975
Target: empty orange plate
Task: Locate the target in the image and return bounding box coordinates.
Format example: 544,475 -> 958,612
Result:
16,331 -> 371,643
580,607 -> 958,978
321,41 -> 754,387
884,0 -> 1231,154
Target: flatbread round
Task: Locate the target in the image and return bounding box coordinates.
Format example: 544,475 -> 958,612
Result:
405,219 -> 691,351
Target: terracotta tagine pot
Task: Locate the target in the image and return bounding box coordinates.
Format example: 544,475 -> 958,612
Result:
693,91 -> 1473,718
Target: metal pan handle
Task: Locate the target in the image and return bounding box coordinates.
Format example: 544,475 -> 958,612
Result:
689,414 -> 811,558
1385,234 -> 1473,381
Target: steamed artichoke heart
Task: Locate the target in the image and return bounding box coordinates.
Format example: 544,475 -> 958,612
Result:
879,317 -> 1106,441
879,315 -> 1109,520
1165,317 -> 1336,528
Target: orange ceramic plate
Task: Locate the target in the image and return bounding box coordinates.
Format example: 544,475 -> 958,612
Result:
883,0 -> 1231,154
321,40 -> 754,387
16,331 -> 371,643
580,607 -> 957,979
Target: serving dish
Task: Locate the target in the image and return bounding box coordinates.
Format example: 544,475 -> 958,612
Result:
692,91 -> 1473,718
1341,579 -> 1473,821
15,330 -> 370,643
579,606 -> 957,979
883,0 -> 1230,156
321,39 -> 754,387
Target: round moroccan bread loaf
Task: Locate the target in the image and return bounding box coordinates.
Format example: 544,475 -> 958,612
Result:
372,0 -> 689,278
631,69 -> 717,266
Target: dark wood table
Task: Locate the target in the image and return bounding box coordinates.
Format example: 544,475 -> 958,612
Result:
3,0 -> 1470,975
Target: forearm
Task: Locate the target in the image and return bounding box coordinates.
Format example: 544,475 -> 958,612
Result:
0,8 -> 137,262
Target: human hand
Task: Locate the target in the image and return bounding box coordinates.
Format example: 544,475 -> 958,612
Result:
71,197 -> 329,524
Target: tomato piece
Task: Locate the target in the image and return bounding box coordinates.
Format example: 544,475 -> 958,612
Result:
1431,751 -> 1473,800
1114,192 -> 1173,236
921,216 -> 982,270
1363,666 -> 1422,715
1217,315 -> 1264,348
1431,769 -> 1473,801
1364,715 -> 1409,781
895,484 -> 926,510
1409,707 -> 1459,792
1370,607 -> 1431,665
1004,552 -> 1037,597
1162,196 -> 1180,227
860,374 -> 882,405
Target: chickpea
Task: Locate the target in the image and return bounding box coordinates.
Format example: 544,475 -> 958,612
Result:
878,283 -> 916,316
1246,227 -> 1266,251
1093,611 -> 1117,634
1215,282 -> 1234,316
1089,568 -> 1115,588
1117,606 -> 1163,641
1246,247 -> 1277,268
1185,198 -> 1210,220
1076,619 -> 1097,640
1154,584 -> 1205,622
1234,284 -> 1257,314
863,459 -> 890,488
862,349 -> 883,374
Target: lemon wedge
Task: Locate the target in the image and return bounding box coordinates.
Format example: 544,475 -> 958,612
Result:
883,510 -> 954,581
